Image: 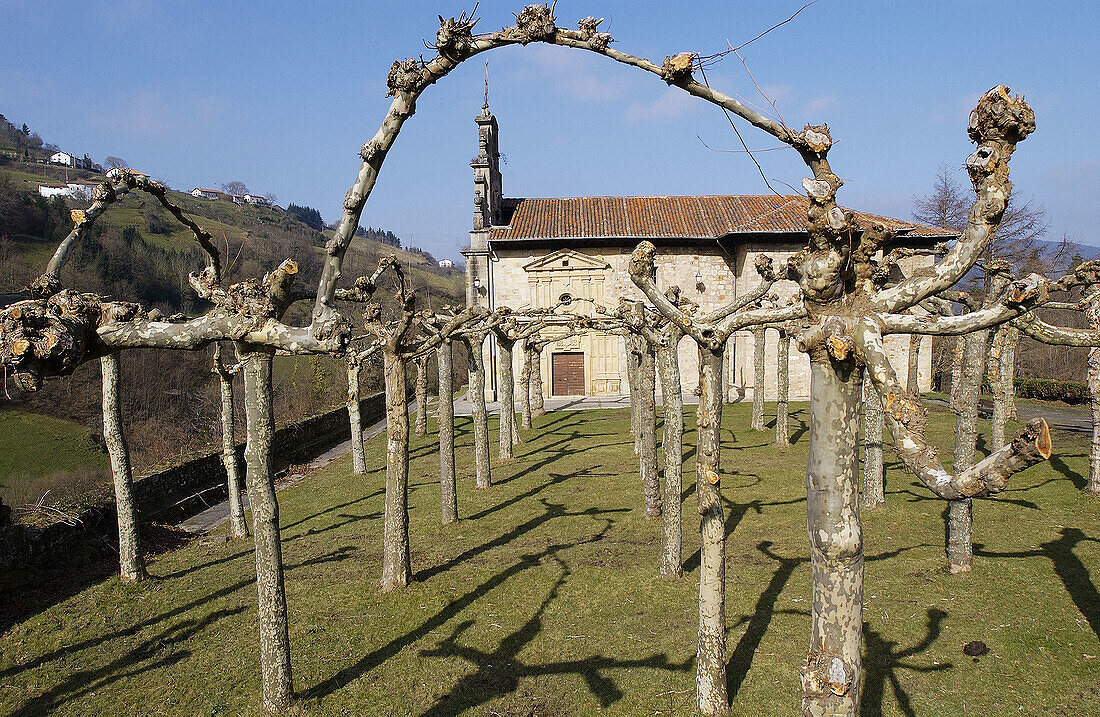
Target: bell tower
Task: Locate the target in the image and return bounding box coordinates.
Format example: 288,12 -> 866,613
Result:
465,68 -> 502,309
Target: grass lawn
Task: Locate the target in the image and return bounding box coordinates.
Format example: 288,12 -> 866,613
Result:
1,403 -> 1098,715
0,408 -> 108,508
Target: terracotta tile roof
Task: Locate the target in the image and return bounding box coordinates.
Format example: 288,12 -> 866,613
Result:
488,195 -> 954,241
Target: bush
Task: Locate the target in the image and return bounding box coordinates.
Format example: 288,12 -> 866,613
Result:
1012,377 -> 1090,404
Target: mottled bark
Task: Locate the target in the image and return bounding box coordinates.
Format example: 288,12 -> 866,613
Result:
949,327 -> 990,574
519,341 -> 534,430
437,339 -> 458,523
215,345 -> 248,537
751,326 -> 767,431
496,336 -> 517,460
238,346 -> 293,710
1088,293 -> 1100,493
988,326 -> 1009,451
800,361 -> 864,717
776,329 -> 791,447
1003,326 -> 1019,421
100,353 -> 145,583
530,345 -> 545,417
381,349 -> 411,590
347,358 -> 367,476
463,332 -> 491,489
695,347 -> 727,715
657,326 -> 684,578
861,374 -> 884,510
950,337 -> 965,405
627,335 -> 643,454
907,333 -> 921,394
639,332 -> 660,518
414,354 -> 429,437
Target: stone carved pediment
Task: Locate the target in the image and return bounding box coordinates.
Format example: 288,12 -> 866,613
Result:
523,249 -> 609,273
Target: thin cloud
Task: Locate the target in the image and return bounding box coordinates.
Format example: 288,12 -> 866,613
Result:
624,87 -> 697,123
801,94 -> 837,118
513,44 -> 627,102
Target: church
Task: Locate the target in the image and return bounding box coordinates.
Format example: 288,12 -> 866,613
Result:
462,102 -> 952,402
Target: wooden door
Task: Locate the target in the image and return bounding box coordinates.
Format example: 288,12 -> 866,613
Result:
551,352 -> 585,396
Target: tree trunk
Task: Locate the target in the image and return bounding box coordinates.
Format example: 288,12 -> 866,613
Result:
519,342 -> 534,430
950,336 -> 965,406
437,340 -> 459,523
800,360 -> 863,717
948,329 -> 989,574
640,335 -> 660,518
216,350 -> 248,538
988,327 -> 1009,451
861,374 -> 885,510
237,345 -> 293,710
751,326 -> 766,431
347,359 -> 367,476
464,333 -> 491,489
657,328 -> 684,578
100,353 -> 145,583
776,329 -> 790,447
381,348 -> 411,590
497,336 -> 517,460
414,355 -> 429,437
907,333 -> 921,395
1087,294 -> 1100,493
1003,326 -> 1019,421
530,346 -> 545,417
627,335 -> 642,454
695,346 -> 728,715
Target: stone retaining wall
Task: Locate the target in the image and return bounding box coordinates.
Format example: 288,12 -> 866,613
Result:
0,393 -> 385,571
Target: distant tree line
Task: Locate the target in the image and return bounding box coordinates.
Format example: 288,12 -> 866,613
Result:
286,203 -> 324,231
0,114 -> 58,160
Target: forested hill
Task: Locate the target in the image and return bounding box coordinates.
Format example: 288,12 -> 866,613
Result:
0,157 -> 464,503
0,160 -> 462,314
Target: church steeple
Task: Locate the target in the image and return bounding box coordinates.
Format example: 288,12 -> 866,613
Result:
471,66 -> 502,231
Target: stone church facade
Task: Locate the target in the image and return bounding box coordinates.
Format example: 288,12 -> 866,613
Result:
463,103 -> 952,402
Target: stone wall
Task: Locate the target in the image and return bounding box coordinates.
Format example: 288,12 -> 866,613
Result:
0,393 -> 385,571
484,243 -> 934,401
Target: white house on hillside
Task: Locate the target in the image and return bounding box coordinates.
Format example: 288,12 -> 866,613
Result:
191,187 -> 229,201
49,151 -> 90,169
38,180 -> 101,200
438,259 -> 454,269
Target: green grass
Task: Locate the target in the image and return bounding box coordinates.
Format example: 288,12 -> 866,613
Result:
0,408 -> 108,507
1,403 -> 1098,715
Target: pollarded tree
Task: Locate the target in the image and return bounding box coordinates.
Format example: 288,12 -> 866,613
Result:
345,343 -> 380,476
751,325 -> 767,430
775,324 -> 793,447
1013,265 -> 1100,493
358,256 -> 478,590
311,8 -> 1064,714
413,353 -> 431,436
491,306 -> 565,459
213,343 -> 248,538
99,352 -> 145,582
1,168 -> 349,711
633,84 -> 1059,715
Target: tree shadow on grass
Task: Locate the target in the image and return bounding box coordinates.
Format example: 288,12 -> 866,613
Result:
860,608 -> 951,717
11,606 -> 248,716
975,527 -> 1100,639
418,554 -> 692,714
302,523 -> 623,704
1049,455 -> 1086,490
415,496 -> 628,583
723,541 -> 929,703
0,545 -> 356,684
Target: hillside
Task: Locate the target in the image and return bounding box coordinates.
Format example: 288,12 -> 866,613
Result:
0,157 -> 465,511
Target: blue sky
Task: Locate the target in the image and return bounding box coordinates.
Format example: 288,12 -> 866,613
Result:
2,1 -> 1096,261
